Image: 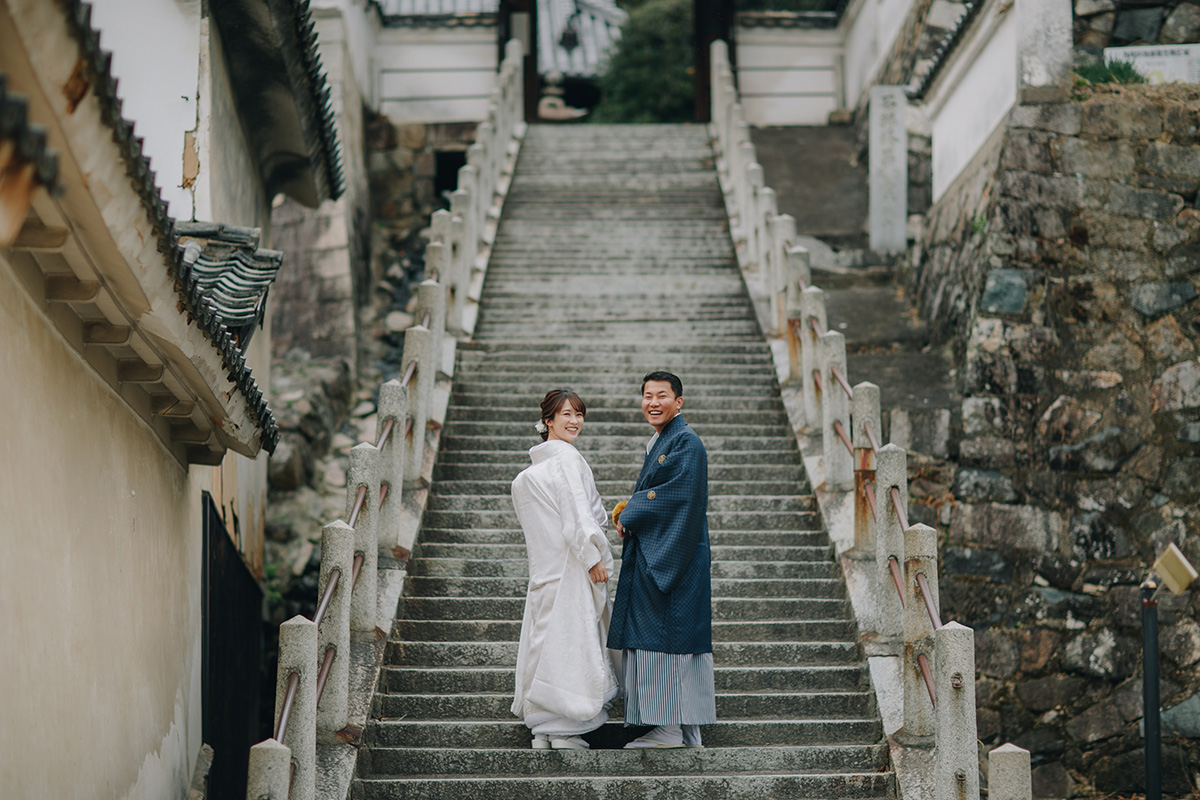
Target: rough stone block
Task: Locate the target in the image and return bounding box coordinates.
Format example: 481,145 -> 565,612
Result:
1001,129 -> 1053,173
1107,184 -> 1184,220
951,502 -> 1063,551
1082,331 -> 1145,372
1164,104 -> 1200,145
1063,628 -> 1138,679
1082,102 -> 1162,140
1001,171 -> 1106,209
959,436 -> 1018,466
980,269 -> 1031,314
1144,140 -> 1200,183
1163,457 -> 1200,498
1075,0 -> 1115,15
1049,426 -> 1143,472
1162,3 -> 1200,44
1010,102 -> 1082,135
1069,510 -> 1135,559
1074,208 -> 1154,250
974,629 -> 1019,679
1131,281 -> 1198,317
1054,369 -> 1124,390
1092,248 -> 1161,281
1054,137 -> 1135,178
943,546 -> 1013,582
1113,7 -> 1165,43
1037,396 -> 1103,444
1152,222 -> 1191,254
1029,585 -> 1106,623
1152,359 -> 1200,412
1017,627 -> 1063,672
1065,699 -> 1126,742
1161,693 -> 1200,737
1177,422 -> 1200,442
1166,241 -> 1200,277
953,467 -> 1018,503
1162,618 -> 1200,667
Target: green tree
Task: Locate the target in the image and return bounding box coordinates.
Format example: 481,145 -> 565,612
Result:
592,0 -> 695,123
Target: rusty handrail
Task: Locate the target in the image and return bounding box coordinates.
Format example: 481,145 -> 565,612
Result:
887,556 -> 905,606
275,671 -> 300,741
404,417 -> 414,438
916,572 -> 942,630
314,568 -> 341,627
376,417 -> 395,451
401,359 -> 418,388
808,317 -> 823,337
833,420 -> 853,456
351,552 -> 365,588
831,364 -> 853,399
380,482 -> 391,507
864,419 -> 880,454
314,645 -> 337,706
812,369 -> 823,395
890,486 -> 909,532
347,485 -> 368,530
422,311 -> 431,329
864,482 -> 877,521
917,652 -> 936,707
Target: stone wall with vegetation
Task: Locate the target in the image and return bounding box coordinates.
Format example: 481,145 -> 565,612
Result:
908,83 -> 1200,796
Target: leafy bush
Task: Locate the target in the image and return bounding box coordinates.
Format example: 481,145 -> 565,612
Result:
591,0 -> 695,123
1075,59 -> 1148,86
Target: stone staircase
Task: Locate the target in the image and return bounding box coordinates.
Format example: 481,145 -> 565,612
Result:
352,125 -> 894,798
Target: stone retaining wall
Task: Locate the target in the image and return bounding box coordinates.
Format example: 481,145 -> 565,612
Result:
908,83 -> 1200,796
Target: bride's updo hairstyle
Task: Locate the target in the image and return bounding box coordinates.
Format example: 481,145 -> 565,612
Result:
539,388 -> 586,442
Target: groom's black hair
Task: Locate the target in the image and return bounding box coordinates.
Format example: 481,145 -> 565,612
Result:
642,371 -> 683,398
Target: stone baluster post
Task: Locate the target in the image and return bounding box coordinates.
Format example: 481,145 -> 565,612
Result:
875,443 -> 907,648
506,39 -> 524,128
346,443 -> 380,633
468,143 -> 489,242
820,331 -> 853,491
275,616 -> 316,800
425,240 -> 445,288
868,86 -> 908,254
415,279 -> 446,378
448,194 -> 470,333
710,40 -> 729,135
736,142 -> 756,244
316,520 -> 353,734
935,622 -> 980,800
798,287 -> 827,428
786,244 -> 810,309
768,213 -> 796,334
376,379 -> 407,548
902,522 -> 939,743
245,739 -> 291,800
783,244 -> 808,385
454,175 -> 477,275
988,743 -> 1032,800
401,325 -> 435,486
850,382 -> 880,559
726,110 -> 746,202
744,163 -> 763,267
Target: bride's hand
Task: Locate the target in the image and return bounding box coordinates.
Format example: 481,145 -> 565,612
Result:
588,562 -> 608,583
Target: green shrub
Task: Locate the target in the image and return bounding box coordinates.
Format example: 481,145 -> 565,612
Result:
1075,59 -> 1148,86
591,0 -> 695,123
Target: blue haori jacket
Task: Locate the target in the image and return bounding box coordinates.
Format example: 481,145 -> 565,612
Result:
607,415 -> 712,654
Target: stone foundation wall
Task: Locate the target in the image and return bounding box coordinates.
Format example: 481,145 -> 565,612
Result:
908,84 -> 1200,796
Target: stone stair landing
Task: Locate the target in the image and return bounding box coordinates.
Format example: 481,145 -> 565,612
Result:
353,125 -> 894,799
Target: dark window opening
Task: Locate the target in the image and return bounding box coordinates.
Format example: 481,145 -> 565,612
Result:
435,150 -> 468,208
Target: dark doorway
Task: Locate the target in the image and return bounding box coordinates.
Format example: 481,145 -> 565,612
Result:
498,0 -> 540,122
202,492 -> 264,799
435,150 -> 468,207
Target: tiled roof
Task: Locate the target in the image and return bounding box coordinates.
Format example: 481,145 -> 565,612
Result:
377,0 -> 499,26
0,75 -> 61,194
736,0 -> 850,28
909,0 -> 985,100
55,0 -> 279,453
539,0 -> 626,79
175,223 -> 284,349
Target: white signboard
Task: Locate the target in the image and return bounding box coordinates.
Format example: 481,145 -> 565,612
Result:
1104,44 -> 1200,84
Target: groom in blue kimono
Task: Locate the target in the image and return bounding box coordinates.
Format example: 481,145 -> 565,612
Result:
608,371 -> 715,749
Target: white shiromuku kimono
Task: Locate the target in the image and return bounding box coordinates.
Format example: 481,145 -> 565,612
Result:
510,438 -> 621,736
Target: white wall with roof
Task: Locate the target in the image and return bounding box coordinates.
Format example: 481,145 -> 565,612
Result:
376,24 -> 499,122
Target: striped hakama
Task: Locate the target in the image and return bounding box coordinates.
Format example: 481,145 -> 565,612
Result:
622,649 -> 716,726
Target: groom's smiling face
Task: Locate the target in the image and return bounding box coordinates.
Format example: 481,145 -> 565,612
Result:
642,380 -> 684,432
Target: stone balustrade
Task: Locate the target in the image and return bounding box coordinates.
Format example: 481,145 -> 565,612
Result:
244,40 -> 526,800
709,38 -> 1034,800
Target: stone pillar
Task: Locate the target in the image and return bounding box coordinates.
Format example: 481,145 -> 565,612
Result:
425,241 -> 444,286
902,522 -> 939,743
935,622 -> 980,800
316,520 -> 353,733
468,141 -> 490,237
745,162 -> 763,268
275,616 -> 316,800
820,330 -> 853,491
346,443 -> 380,633
768,213 -> 796,334
786,245 -> 810,309
401,325 -> 435,486
448,200 -> 469,334
875,443 -> 907,647
376,379 -> 408,549
868,86 -> 907,254
415,279 -> 446,378
988,743 -> 1032,800
457,165 -> 479,262
850,381 -> 880,560
245,738 -> 291,800
799,287 -> 827,428
736,141 -> 756,242
1017,0 -> 1072,91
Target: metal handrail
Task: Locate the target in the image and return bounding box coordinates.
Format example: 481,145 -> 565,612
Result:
376,417 -> 395,451
831,364 -> 853,399
315,645 -> 337,707
347,485 -> 368,530
422,311 -> 431,329
887,556 -> 905,606
314,568 -> 341,626
833,420 -> 853,455
890,486 -> 909,532
275,671 -> 300,741
864,482 -> 877,521
864,420 -> 880,454
401,359 -> 418,389
812,369 -> 823,394
808,317 -> 823,337
351,553 -> 365,587
917,652 -> 936,707
917,572 -> 942,630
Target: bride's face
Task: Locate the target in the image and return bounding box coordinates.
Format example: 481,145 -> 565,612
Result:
546,401 -> 584,444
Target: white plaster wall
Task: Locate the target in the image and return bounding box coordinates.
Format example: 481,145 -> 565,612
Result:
929,9 -> 1018,200
841,0 -> 917,110
376,26 -> 498,122
313,0 -> 382,109
86,0 -> 201,221
0,257 -> 205,799
735,26 -> 841,125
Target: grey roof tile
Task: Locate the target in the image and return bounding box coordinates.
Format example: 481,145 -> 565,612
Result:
0,75 -> 61,193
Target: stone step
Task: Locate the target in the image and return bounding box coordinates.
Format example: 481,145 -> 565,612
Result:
380,664 -> 870,695
432,450 -> 800,470
403,576 -> 845,600
426,493 -> 815,513
429,479 -> 811,496
408,558 -> 839,581
413,540 -> 833,560
361,742 -> 889,778
375,691 -> 874,722
385,641 -> 860,669
440,436 -> 798,453
418,509 -> 820,532
394,596 -> 852,622
432,463 -> 806,483
442,407 -> 782,424
446,392 -> 786,413
441,421 -> 791,440
364,719 -> 884,750
390,617 -> 854,643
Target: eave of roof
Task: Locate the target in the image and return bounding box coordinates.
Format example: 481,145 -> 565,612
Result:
378,0 -> 499,26
206,0 -> 344,207
539,0 -> 626,80
0,75 -> 61,195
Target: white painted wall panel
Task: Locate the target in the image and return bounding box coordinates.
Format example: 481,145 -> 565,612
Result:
735,26 -> 841,125
380,69 -> 498,98
842,0 -> 918,109
741,68 -> 838,97
381,96 -> 494,122
375,26 -> 498,122
743,96 -> 839,126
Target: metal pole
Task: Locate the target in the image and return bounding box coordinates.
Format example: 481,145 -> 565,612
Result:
1143,579 -> 1161,800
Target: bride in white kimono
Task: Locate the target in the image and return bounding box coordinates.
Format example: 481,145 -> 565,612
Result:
510,388 -> 621,750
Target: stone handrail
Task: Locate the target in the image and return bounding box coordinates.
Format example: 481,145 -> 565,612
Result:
244,40 -> 526,800
710,38 -> 1032,800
